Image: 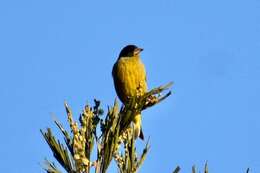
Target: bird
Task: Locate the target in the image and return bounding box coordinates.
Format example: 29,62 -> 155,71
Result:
112,44 -> 147,140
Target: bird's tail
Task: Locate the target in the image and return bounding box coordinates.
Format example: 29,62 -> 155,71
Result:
133,113 -> 144,140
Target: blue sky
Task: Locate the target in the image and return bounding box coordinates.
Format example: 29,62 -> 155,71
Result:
0,0 -> 259,172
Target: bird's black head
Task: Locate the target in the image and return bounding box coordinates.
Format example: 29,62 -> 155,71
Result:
118,45 -> 143,58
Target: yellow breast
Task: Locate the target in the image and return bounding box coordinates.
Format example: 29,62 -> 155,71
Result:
112,56 -> 147,104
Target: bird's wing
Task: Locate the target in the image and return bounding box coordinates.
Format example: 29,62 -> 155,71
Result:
112,61 -> 125,102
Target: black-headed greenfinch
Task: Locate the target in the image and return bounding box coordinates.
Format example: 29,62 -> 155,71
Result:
112,45 -> 147,140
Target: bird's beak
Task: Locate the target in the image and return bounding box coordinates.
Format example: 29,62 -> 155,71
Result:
134,48 -> 144,55
138,48 -> 144,52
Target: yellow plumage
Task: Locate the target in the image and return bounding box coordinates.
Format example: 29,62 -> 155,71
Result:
112,45 -> 147,140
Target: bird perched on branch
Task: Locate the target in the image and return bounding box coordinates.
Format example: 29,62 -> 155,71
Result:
112,45 -> 147,140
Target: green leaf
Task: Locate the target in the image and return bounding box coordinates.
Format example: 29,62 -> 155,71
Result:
172,166 -> 181,173
40,129 -> 75,173
43,159 -> 62,173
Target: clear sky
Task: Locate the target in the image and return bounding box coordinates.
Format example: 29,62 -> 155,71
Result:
0,0 -> 259,172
